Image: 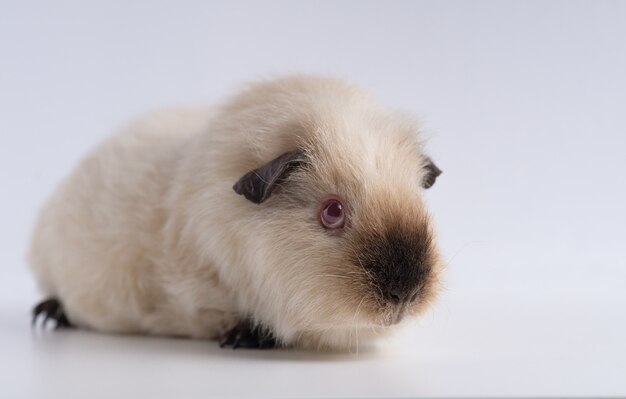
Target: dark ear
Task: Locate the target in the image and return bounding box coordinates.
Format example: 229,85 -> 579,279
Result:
233,150 -> 305,204
422,157 -> 442,189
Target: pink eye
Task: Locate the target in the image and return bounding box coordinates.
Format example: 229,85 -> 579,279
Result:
320,198 -> 346,229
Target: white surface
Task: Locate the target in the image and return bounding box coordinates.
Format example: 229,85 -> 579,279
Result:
1,1 -> 626,397
2,294 -> 626,398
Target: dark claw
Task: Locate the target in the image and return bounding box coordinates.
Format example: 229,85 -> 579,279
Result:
219,319 -> 276,350
32,298 -> 73,330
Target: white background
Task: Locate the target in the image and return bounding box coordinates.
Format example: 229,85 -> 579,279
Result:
1,1 -> 625,397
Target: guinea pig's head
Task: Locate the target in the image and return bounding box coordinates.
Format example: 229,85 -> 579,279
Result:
230,84 -> 442,348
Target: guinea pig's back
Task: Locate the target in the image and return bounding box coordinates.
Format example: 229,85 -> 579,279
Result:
28,107 -> 215,333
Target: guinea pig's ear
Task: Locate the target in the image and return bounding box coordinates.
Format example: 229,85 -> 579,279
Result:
422,157 -> 442,189
233,150 -> 305,204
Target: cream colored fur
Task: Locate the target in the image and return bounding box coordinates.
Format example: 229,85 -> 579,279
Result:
29,76 -> 441,350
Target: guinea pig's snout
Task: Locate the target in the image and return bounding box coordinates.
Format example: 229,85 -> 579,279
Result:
358,225 -> 435,309
380,272 -> 424,309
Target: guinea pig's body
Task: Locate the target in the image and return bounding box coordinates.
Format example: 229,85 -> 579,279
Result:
29,76 -> 442,350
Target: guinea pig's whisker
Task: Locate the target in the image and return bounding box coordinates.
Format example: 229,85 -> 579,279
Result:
443,241 -> 481,270
353,253 -> 384,301
349,247 -> 378,285
351,297 -> 366,355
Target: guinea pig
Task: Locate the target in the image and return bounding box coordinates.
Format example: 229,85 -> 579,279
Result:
29,75 -> 443,351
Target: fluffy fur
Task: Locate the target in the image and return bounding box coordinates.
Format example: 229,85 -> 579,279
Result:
29,76 -> 442,350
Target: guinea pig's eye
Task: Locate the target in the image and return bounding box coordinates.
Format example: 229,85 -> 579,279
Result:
320,198 -> 346,230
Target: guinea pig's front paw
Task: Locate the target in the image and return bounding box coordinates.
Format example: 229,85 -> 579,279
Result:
31,298 -> 72,329
219,319 -> 276,350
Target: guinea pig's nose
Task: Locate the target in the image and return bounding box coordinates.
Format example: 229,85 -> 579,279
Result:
387,290 -> 402,304
384,286 -> 416,305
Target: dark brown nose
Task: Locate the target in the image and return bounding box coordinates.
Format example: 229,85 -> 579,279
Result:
388,290 -> 403,304
357,226 -> 434,305
384,286 -> 419,304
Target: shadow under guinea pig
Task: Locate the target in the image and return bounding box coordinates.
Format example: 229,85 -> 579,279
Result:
30,328 -> 383,363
